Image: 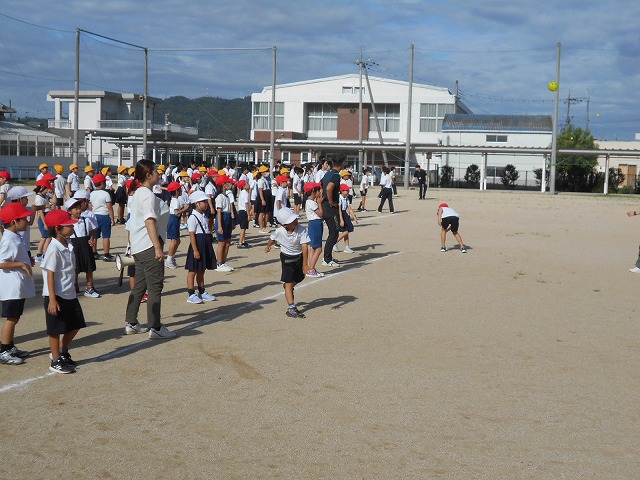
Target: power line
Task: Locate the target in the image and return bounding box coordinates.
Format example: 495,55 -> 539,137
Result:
0,11 -> 74,33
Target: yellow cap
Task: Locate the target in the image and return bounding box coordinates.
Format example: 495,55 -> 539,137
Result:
178,171 -> 188,177
340,170 -> 351,176
69,164 -> 78,171
198,166 -> 207,173
128,167 -> 135,176
54,164 -> 64,174
258,165 -> 269,173
280,167 -> 290,174
84,166 -> 94,173
101,167 -> 111,175
39,163 -> 48,170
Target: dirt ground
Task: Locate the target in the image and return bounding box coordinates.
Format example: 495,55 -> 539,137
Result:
1,188 -> 639,479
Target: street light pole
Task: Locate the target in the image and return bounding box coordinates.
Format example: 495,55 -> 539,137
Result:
549,42 -> 561,194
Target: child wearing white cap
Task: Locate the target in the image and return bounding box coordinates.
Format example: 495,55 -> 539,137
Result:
184,191 -> 217,304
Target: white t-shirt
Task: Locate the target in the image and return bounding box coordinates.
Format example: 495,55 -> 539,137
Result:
0,183 -> 11,207
215,192 -> 232,213
237,189 -> 250,211
250,178 -> 258,201
441,206 -> 459,219
305,198 -> 320,221
187,210 -> 210,234
35,192 -> 52,214
359,176 -> 368,192
0,229 -> 36,300
90,189 -> 112,215
292,175 -> 303,195
84,175 -> 94,191
169,196 -> 185,215
315,169 -> 326,183
41,237 -> 76,300
67,172 -> 80,192
273,187 -> 288,215
54,175 -> 66,198
269,225 -> 310,256
128,186 -> 170,255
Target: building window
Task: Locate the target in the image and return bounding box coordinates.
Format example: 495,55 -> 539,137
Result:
342,86 -> 365,95
281,151 -> 290,163
486,166 -> 506,178
252,102 -> 284,130
301,151 -> 310,162
419,103 -> 455,132
307,103 -> 338,131
486,135 -> 508,143
369,104 -> 400,132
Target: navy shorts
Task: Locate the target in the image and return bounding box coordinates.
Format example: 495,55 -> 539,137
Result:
441,216 -> 460,234
237,210 -> 249,230
215,212 -> 233,241
293,193 -> 302,206
44,296 -> 86,335
94,214 -> 112,239
167,214 -> 180,240
2,298 -> 26,318
38,216 -> 49,238
307,219 -> 323,249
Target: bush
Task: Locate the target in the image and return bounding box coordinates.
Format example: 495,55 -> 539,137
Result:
501,164 -> 519,189
439,165 -> 454,187
620,185 -> 635,194
464,164 -> 481,186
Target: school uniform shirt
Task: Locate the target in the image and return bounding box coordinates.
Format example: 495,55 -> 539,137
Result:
359,176 -> 368,192
54,174 -> 66,198
292,175 -> 303,196
169,196 -> 185,215
269,225 -> 310,256
0,229 -> 36,300
273,187 -> 288,215
84,175 -> 94,191
0,183 -> 11,207
226,189 -> 235,205
341,178 -> 354,194
90,189 -> 112,215
204,182 -> 216,199
305,198 -> 321,221
128,186 -> 170,255
249,177 -> 258,202
67,171 -> 80,192
256,177 -> 268,199
117,174 -> 127,189
315,169 -> 326,183
339,195 -> 350,211
380,173 -> 393,188
187,210 -> 210,234
441,206 -> 459,219
237,189 -> 250,212
41,237 -> 76,300
73,215 -> 97,237
105,175 -> 114,191
35,192 -> 53,214
215,192 -> 232,213
81,209 -> 99,231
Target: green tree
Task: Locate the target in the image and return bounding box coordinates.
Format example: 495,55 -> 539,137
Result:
501,164 -> 519,189
439,165 -> 454,187
608,167 -> 626,193
555,125 -> 599,192
464,164 -> 481,186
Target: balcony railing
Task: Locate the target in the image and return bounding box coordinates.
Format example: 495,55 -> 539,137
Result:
47,119 -> 198,137
48,119 -> 72,129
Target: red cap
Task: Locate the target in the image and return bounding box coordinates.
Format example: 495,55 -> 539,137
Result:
191,172 -> 202,181
339,183 -> 351,192
0,171 -> 10,180
167,181 -> 182,193
45,209 -> 78,227
236,180 -> 247,189
276,175 -> 290,185
215,175 -> 231,186
42,173 -> 56,182
438,203 -> 448,209
207,169 -> 219,177
35,179 -> 53,189
92,173 -> 106,184
303,182 -> 321,193
0,203 -> 32,224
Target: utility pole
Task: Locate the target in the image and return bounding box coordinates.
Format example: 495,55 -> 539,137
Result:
403,44 -> 414,189
357,58 -> 388,166
549,42 -> 561,195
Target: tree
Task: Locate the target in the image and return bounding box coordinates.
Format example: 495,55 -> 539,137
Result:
464,164 -> 481,186
439,165 -> 454,187
555,124 -> 599,192
608,168 -> 625,193
501,164 -> 519,189
533,167 -> 549,186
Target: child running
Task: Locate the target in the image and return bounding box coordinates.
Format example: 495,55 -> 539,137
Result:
265,207 -> 310,318
184,191 -> 217,304
65,198 -> 100,298
165,181 -> 189,269
42,209 -> 87,374
303,181 -> 324,278
0,203 -> 36,366
336,183 -> 359,253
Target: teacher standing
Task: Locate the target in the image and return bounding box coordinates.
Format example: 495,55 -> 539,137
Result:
124,159 -> 175,339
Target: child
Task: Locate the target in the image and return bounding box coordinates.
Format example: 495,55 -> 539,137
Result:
114,165 -> 129,224
0,203 -> 36,365
42,209 -> 87,374
53,164 -> 66,207
0,170 -> 11,207
6,186 -> 36,259
357,168 -> 370,211
214,175 -> 235,272
89,173 -> 116,262
65,198 -> 99,298
165,181 -> 190,269
340,169 -> 354,204
184,191 -> 217,304
437,203 -> 467,253
303,182 -> 324,277
33,178 -> 55,262
66,164 -> 80,198
336,183 -> 358,253
265,207 -> 310,318
273,175 -> 290,221
83,165 -> 95,193
236,180 -> 251,248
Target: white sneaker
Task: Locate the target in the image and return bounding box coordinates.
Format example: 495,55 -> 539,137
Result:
223,263 -> 234,271
215,264 -> 232,272
148,325 -> 177,339
630,267 -> 640,273
187,293 -> 203,304
0,350 -> 24,365
165,260 -> 177,269
200,291 -> 216,301
332,244 -> 340,252
34,254 -> 44,263
125,323 -> 149,335
321,259 -> 339,267
343,246 -> 354,253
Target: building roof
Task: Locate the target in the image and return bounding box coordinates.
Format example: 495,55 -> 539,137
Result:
0,121 -> 63,138
0,103 -> 16,114
443,114 -> 552,132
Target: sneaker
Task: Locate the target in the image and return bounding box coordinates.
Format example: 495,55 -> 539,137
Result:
141,293 -> 148,303
237,243 -> 249,249
306,268 -> 321,278
84,287 -> 101,298
125,322 -> 149,335
286,307 -> 306,319
441,247 -> 446,253
102,254 -> 115,262
343,246 -> 354,253
165,259 -> 178,269
149,325 -> 177,339
253,223 -> 260,228
93,252 -> 101,260
332,245 -> 340,252
59,351 -> 77,368
187,293 -> 204,304
200,291 -> 216,301
179,223 -> 188,230
274,243 -> 281,249
460,247 -> 467,253
0,350 -> 24,365
630,267 -> 640,273
215,264 -> 231,272
258,229 -> 270,235
224,263 -> 234,271
9,346 -> 29,358
49,357 -> 74,374
321,259 -> 339,267
34,254 -> 44,263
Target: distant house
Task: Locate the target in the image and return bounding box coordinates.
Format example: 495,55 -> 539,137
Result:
441,114 -> 552,185
47,90 -> 198,167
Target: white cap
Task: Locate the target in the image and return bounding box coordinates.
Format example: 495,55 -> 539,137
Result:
64,198 -> 83,210
73,190 -> 90,200
276,207 -> 297,225
5,186 -> 33,201
189,190 -> 209,204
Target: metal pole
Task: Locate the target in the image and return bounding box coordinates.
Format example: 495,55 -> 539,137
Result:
604,154 -> 610,195
549,42 -> 561,194
403,44 -> 414,189
143,48 -> 148,161
358,57 -> 364,176
269,46 -> 277,172
363,65 -> 388,165
74,28 -> 80,166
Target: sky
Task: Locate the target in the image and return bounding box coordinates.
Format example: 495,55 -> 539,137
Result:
1,1 -> 639,141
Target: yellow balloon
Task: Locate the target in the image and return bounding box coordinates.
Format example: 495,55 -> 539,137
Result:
548,81 -> 558,92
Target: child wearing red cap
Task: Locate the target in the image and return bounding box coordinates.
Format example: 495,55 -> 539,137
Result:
33,179 -> 55,262
303,182 -> 324,277
335,183 -> 358,253
437,203 -> 467,253
165,182 -> 189,269
0,170 -> 11,207
89,173 -> 116,262
0,203 -> 36,366
292,167 -> 304,216
42,209 -> 86,374
66,198 -> 99,298
214,176 -> 235,272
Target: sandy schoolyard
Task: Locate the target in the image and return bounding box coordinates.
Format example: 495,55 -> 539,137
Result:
1,188 -> 639,479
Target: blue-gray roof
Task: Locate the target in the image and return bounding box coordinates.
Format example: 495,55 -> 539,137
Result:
442,114 -> 552,132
